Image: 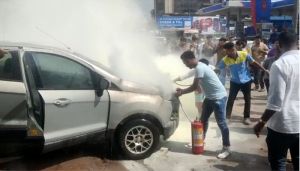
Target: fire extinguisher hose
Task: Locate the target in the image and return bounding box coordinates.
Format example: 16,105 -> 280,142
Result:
178,98 -> 193,122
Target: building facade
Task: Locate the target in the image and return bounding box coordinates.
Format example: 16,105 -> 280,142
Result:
155,0 -> 298,36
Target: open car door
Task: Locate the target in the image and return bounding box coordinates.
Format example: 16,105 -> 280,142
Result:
0,49 -> 43,155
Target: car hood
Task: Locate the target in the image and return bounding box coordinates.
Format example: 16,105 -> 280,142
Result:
117,79 -> 161,95
90,63 -> 172,98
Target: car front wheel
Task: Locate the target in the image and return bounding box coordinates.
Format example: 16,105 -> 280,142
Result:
118,119 -> 160,160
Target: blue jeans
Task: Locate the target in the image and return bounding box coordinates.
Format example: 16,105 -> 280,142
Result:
266,128 -> 299,171
200,96 -> 230,146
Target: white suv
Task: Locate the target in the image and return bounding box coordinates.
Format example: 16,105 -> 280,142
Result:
0,42 -> 179,159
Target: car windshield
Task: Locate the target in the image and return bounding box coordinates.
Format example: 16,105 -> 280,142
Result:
73,52 -> 119,77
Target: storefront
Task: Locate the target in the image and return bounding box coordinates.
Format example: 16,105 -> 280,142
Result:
195,0 -> 296,37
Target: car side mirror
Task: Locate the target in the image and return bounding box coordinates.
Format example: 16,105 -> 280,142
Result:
99,79 -> 110,90
96,78 -> 110,97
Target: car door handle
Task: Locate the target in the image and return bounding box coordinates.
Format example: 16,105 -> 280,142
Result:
53,98 -> 72,107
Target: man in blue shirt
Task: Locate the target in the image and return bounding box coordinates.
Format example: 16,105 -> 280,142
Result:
218,42 -> 268,125
176,51 -> 230,159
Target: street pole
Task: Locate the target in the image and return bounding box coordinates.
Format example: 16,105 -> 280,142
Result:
189,0 -> 191,16
295,0 -> 299,34
154,0 -> 157,21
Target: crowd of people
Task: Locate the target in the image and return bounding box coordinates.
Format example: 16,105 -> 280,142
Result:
174,31 -> 299,170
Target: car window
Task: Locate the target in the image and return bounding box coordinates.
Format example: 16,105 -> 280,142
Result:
29,52 -> 94,90
73,52 -> 117,76
0,51 -> 22,82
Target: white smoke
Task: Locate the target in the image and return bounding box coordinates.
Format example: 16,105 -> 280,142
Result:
0,0 -> 188,98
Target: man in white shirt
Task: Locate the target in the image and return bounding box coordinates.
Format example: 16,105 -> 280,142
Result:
254,32 -> 299,171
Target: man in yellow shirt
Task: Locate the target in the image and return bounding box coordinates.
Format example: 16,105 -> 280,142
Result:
218,42 -> 268,125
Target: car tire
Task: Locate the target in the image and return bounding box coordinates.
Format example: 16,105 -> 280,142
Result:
118,119 -> 160,160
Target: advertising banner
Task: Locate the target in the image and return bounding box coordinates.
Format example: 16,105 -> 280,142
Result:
251,0 -> 271,28
192,16 -> 225,34
256,0 -> 271,23
157,16 -> 192,29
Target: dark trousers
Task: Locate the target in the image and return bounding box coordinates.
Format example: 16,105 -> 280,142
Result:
253,67 -> 264,89
226,81 -> 251,119
266,128 -> 299,171
264,79 -> 270,93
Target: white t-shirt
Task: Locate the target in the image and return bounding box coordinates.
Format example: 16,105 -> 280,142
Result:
195,62 -> 227,100
267,50 -> 300,134
177,64 -> 215,81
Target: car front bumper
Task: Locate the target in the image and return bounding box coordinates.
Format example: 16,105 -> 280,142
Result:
163,96 -> 180,140
163,113 -> 179,140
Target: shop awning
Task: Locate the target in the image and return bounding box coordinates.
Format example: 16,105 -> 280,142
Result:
197,0 -> 295,14
196,3 -> 229,15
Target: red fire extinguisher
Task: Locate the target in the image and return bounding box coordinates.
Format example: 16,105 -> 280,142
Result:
191,118 -> 204,154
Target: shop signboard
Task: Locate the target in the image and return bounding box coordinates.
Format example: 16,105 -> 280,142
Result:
157,16 -> 192,29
